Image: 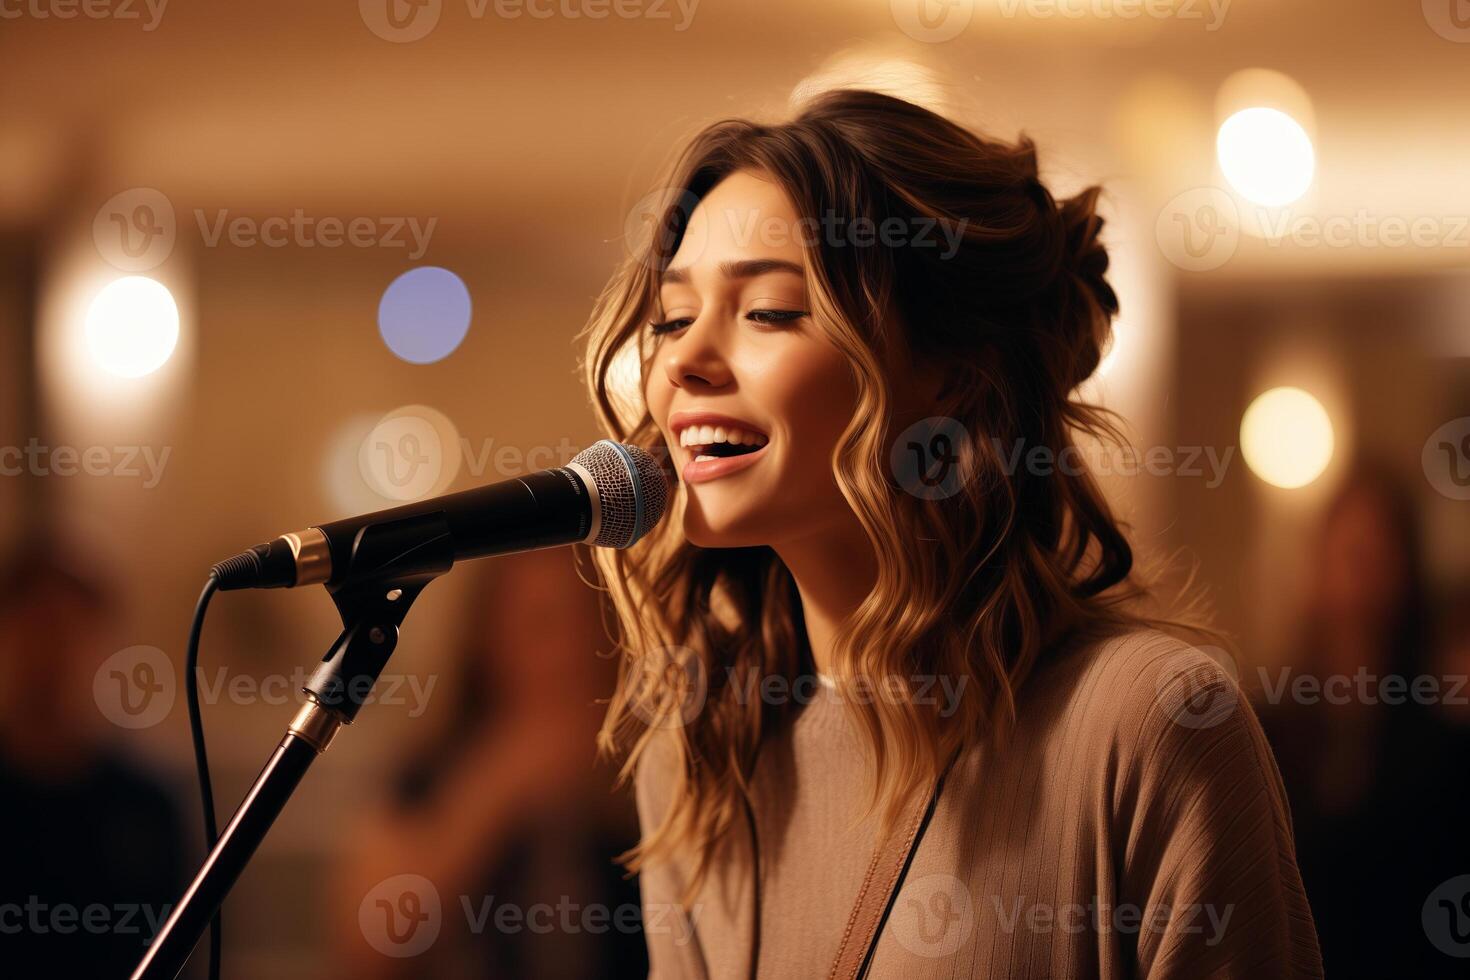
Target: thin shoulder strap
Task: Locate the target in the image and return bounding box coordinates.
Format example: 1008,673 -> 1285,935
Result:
827,754 -> 957,980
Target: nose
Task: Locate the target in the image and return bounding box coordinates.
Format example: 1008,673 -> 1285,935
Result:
660,317 -> 733,391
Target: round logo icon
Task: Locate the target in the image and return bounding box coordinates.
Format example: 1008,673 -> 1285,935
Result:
1422,417 -> 1470,501
622,187 -> 706,272
93,188 -> 176,272
890,416 -> 974,500
1423,0 -> 1470,42
890,0 -> 974,43
1422,874 -> 1470,958
626,645 -> 708,730
891,873 -> 974,958
1155,187 -> 1240,272
1154,644 -> 1240,730
359,0 -> 442,42
93,645 -> 176,729
358,405 -> 460,502
360,873 -> 442,957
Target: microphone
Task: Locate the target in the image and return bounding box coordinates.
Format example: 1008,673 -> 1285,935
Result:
209,439 -> 668,591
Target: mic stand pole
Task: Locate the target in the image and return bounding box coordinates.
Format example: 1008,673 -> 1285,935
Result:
131,514 -> 455,980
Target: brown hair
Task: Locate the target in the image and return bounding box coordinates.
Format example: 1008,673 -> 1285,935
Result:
579,89 -> 1151,895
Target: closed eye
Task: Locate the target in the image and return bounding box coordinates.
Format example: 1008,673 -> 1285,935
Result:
746,309 -> 807,325
648,309 -> 807,336
648,317 -> 694,336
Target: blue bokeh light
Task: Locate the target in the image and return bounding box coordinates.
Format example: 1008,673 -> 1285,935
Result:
377,266 -> 472,364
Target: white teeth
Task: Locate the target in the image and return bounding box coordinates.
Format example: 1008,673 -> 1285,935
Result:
677,424 -> 769,449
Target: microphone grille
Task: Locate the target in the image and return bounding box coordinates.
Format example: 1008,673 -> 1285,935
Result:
571,440 -> 669,549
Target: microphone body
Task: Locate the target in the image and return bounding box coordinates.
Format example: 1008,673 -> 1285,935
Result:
211,440 -> 666,591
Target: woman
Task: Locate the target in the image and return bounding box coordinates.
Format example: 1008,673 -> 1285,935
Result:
579,89 -> 1322,978
1259,465 -> 1467,977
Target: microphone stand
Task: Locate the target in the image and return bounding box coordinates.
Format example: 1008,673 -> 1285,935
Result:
131,513 -> 456,980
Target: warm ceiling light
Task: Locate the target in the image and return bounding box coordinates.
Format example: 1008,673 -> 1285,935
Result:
84,275 -> 180,378
1240,386 -> 1334,489
1216,107 -> 1315,207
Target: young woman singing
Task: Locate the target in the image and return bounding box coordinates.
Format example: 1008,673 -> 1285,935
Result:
578,89 -> 1322,979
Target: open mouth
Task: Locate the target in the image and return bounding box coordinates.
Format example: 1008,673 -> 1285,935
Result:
690,442 -> 764,462
678,425 -> 769,463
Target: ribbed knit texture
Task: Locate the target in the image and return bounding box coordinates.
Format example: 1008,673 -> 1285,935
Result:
636,629 -> 1324,978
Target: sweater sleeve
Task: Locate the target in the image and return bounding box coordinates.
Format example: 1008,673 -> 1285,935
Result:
1113,640 -> 1324,979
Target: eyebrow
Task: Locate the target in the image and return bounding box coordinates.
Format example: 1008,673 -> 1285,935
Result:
659,258 -> 805,286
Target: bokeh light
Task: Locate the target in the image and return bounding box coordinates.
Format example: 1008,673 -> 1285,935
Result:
1097,319 -> 1125,377
357,403 -> 462,502
1240,386 -> 1335,489
377,266 -> 472,364
789,49 -> 949,115
83,275 -> 180,378
1216,107 -> 1316,207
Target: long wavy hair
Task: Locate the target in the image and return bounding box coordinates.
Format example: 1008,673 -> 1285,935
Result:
577,89 -> 1158,894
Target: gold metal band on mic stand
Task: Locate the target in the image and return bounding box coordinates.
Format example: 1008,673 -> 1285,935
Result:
286,692 -> 344,754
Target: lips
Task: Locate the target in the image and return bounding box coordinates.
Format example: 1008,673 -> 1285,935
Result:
680,441 -> 770,484
668,410 -> 771,484
669,411 -> 769,455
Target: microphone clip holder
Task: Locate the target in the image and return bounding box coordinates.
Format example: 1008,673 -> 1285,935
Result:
131,511 -> 457,980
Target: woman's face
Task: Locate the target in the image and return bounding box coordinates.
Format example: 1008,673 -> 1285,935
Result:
642,169 -> 861,549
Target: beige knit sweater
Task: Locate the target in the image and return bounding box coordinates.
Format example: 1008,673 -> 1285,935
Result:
635,629 -> 1324,978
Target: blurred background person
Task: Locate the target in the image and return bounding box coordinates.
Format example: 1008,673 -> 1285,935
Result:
328,543 -> 646,979
1257,464 -> 1470,978
0,534 -> 192,979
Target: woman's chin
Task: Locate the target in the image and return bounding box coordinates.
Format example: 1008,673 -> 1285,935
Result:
682,510 -> 770,550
